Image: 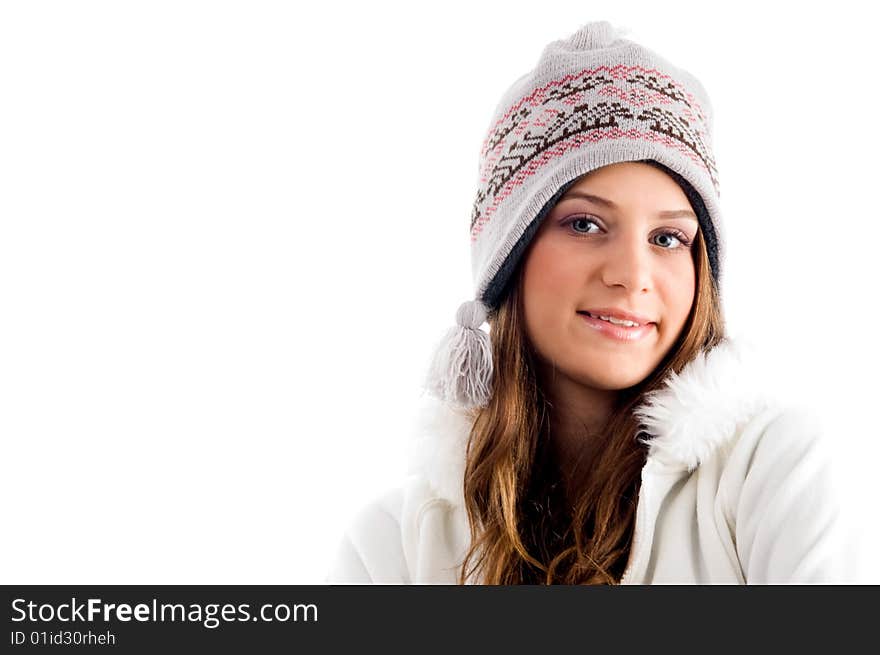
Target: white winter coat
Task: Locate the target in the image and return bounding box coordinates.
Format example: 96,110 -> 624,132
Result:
327,338 -> 863,584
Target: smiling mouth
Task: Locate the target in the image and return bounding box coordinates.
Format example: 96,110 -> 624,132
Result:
576,311 -> 657,342
577,311 -> 657,327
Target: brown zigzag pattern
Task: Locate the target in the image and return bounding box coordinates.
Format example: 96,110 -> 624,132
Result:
627,72 -> 691,105
471,102 -> 636,230
635,106 -> 717,184
480,74 -> 615,159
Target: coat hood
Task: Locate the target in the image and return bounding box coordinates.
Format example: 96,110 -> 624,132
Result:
405,336 -> 796,508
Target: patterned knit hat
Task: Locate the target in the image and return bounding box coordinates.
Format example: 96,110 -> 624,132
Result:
425,20 -> 723,409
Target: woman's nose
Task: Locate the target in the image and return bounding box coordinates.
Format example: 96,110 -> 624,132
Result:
599,236 -> 652,293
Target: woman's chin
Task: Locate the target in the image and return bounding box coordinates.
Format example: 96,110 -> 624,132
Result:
566,353 -> 659,391
574,371 -> 651,392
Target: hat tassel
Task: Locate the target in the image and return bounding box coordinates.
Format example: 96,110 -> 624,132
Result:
424,300 -> 493,409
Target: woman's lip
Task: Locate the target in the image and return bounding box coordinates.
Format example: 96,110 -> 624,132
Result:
580,308 -> 654,324
577,312 -> 656,342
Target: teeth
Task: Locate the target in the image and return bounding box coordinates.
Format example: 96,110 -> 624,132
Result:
596,314 -> 640,327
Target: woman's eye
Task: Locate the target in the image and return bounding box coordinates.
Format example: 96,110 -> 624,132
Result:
652,231 -> 691,249
567,216 -> 600,234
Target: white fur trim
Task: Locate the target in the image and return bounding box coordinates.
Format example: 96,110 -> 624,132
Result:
633,337 -> 778,471
405,391 -> 478,508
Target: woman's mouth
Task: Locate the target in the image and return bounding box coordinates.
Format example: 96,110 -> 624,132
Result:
577,311 -> 656,342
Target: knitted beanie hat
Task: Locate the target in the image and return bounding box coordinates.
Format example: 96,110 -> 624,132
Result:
425,20 -> 723,409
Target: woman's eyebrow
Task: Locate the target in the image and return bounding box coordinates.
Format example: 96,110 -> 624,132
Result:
560,190 -> 698,221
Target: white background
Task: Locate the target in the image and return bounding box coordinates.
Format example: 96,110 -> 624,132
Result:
1,0 -> 877,583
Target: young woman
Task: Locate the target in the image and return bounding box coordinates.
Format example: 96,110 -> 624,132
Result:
327,21 -> 857,584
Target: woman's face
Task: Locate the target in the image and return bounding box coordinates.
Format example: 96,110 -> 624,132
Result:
521,161 -> 699,391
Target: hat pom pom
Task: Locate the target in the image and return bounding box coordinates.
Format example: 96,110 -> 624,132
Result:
424,300 -> 493,409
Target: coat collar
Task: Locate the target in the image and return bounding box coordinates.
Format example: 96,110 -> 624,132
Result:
406,336 -> 789,507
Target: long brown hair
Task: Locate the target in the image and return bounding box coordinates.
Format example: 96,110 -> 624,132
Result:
456,219 -> 726,584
